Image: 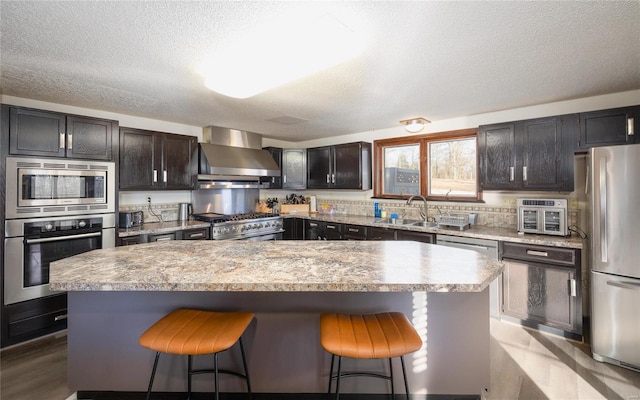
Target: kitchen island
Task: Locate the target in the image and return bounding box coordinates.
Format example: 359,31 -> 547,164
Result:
50,240 -> 503,398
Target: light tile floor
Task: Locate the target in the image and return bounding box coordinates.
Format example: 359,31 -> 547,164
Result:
487,319 -> 640,400
5,318 -> 640,400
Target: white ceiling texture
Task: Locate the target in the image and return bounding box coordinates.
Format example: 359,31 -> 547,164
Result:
1,1 -> 639,142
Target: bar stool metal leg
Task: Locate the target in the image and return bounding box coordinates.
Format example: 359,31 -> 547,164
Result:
146,352 -> 161,400
187,355 -> 193,400
335,355 -> 343,400
401,356 -> 410,400
389,358 -> 395,396
238,337 -> 252,398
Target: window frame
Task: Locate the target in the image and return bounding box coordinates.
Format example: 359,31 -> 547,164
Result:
373,128 -> 482,201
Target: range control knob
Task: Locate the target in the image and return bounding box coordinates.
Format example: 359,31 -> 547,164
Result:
78,220 -> 87,228
44,223 -> 54,231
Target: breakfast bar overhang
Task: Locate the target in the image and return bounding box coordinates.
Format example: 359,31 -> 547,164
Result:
50,240 -> 504,398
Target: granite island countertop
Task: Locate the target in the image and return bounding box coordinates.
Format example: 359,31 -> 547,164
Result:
50,240 -> 503,293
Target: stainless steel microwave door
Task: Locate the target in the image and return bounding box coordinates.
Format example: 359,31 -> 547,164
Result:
590,144 -> 640,280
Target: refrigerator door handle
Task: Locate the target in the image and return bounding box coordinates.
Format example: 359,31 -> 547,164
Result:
585,165 -> 589,195
607,280 -> 640,291
599,157 -> 608,263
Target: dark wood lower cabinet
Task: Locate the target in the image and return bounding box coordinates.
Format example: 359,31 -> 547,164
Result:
367,226 -> 397,240
1,294 -> 67,348
283,218 -> 304,240
396,230 -> 436,243
500,242 -> 582,337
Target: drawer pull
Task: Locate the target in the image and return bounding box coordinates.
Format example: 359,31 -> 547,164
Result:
54,314 -> 68,322
348,228 -> 359,233
327,225 -> 337,230
526,250 -> 548,257
188,233 -> 204,238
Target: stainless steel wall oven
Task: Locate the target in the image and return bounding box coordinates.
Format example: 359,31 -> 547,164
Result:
4,214 -> 116,305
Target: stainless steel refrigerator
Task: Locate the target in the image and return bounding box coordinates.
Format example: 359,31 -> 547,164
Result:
589,143 -> 640,372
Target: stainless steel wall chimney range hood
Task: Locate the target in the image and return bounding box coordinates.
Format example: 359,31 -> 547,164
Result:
198,126 -> 280,188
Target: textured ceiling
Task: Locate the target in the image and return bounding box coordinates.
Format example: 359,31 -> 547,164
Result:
1,1 -> 639,142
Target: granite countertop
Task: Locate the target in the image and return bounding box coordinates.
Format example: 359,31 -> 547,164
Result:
283,213 -> 584,249
118,220 -> 210,237
49,240 -> 503,293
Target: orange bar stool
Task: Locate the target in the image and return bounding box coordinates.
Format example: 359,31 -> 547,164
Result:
139,308 -> 254,400
320,312 -> 422,400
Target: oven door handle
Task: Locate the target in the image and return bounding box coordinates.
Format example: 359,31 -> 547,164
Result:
25,231 -> 101,244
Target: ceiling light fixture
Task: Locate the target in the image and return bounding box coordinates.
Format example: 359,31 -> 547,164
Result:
400,117 -> 431,133
199,14 -> 363,99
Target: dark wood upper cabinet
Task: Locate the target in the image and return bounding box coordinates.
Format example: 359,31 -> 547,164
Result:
307,142 -> 371,190
576,106 -> 639,150
478,122 -> 518,190
518,115 -> 576,191
8,106 -> 116,160
119,128 -> 196,190
282,148 -> 307,189
263,147 -> 307,189
479,115 -> 576,191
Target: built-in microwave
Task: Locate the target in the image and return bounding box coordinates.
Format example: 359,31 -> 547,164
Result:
5,156 -> 116,219
517,198 -> 568,236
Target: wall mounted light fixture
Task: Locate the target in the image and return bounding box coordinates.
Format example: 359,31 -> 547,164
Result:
400,117 -> 431,133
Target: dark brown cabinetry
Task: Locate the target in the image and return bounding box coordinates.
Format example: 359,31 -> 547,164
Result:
8,106 -> 116,160
283,218 -> 304,240
367,226 -> 397,241
304,220 -> 343,240
479,115 -> 576,191
396,230 -> 436,243
263,147 -> 307,189
576,106 -> 639,149
119,128 -> 196,190
2,294 -> 67,347
117,227 -> 209,246
343,224 -> 367,240
501,242 -> 582,337
307,142 -> 371,190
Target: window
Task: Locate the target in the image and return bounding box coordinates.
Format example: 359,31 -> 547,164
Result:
374,128 -> 481,201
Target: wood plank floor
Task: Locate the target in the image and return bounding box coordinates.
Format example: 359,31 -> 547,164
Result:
1,319 -> 639,400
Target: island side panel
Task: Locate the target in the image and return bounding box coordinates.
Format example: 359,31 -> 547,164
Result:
68,290 -> 489,396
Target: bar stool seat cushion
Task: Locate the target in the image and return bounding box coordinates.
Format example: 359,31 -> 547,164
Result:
320,312 -> 422,359
139,309 -> 254,355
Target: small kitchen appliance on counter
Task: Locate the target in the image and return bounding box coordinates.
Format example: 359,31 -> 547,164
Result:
517,198 -> 568,236
119,211 -> 144,228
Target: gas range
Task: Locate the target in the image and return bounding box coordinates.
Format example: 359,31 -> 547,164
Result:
192,212 -> 284,240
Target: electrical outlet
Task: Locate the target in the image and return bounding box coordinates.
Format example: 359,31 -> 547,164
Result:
147,196 -> 151,204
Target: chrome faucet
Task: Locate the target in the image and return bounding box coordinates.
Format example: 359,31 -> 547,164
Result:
406,195 -> 429,222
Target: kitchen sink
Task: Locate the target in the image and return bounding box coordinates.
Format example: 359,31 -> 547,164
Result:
412,221 -> 438,228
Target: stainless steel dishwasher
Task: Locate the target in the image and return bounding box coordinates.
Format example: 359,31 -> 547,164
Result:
436,234 -> 501,319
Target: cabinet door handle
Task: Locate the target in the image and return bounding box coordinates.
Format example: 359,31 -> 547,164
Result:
628,117 -> 634,136
526,250 -> 548,257
569,278 -> 577,297
510,167 -> 515,182
67,133 -> 73,149
59,132 -> 65,149
331,174 -> 336,184
163,170 -> 167,182
153,170 -> 158,183
283,175 -> 287,184
522,166 -> 527,181
326,174 -> 330,184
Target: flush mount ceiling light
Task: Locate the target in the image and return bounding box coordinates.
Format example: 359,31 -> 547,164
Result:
400,117 -> 431,133
199,14 -> 363,99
